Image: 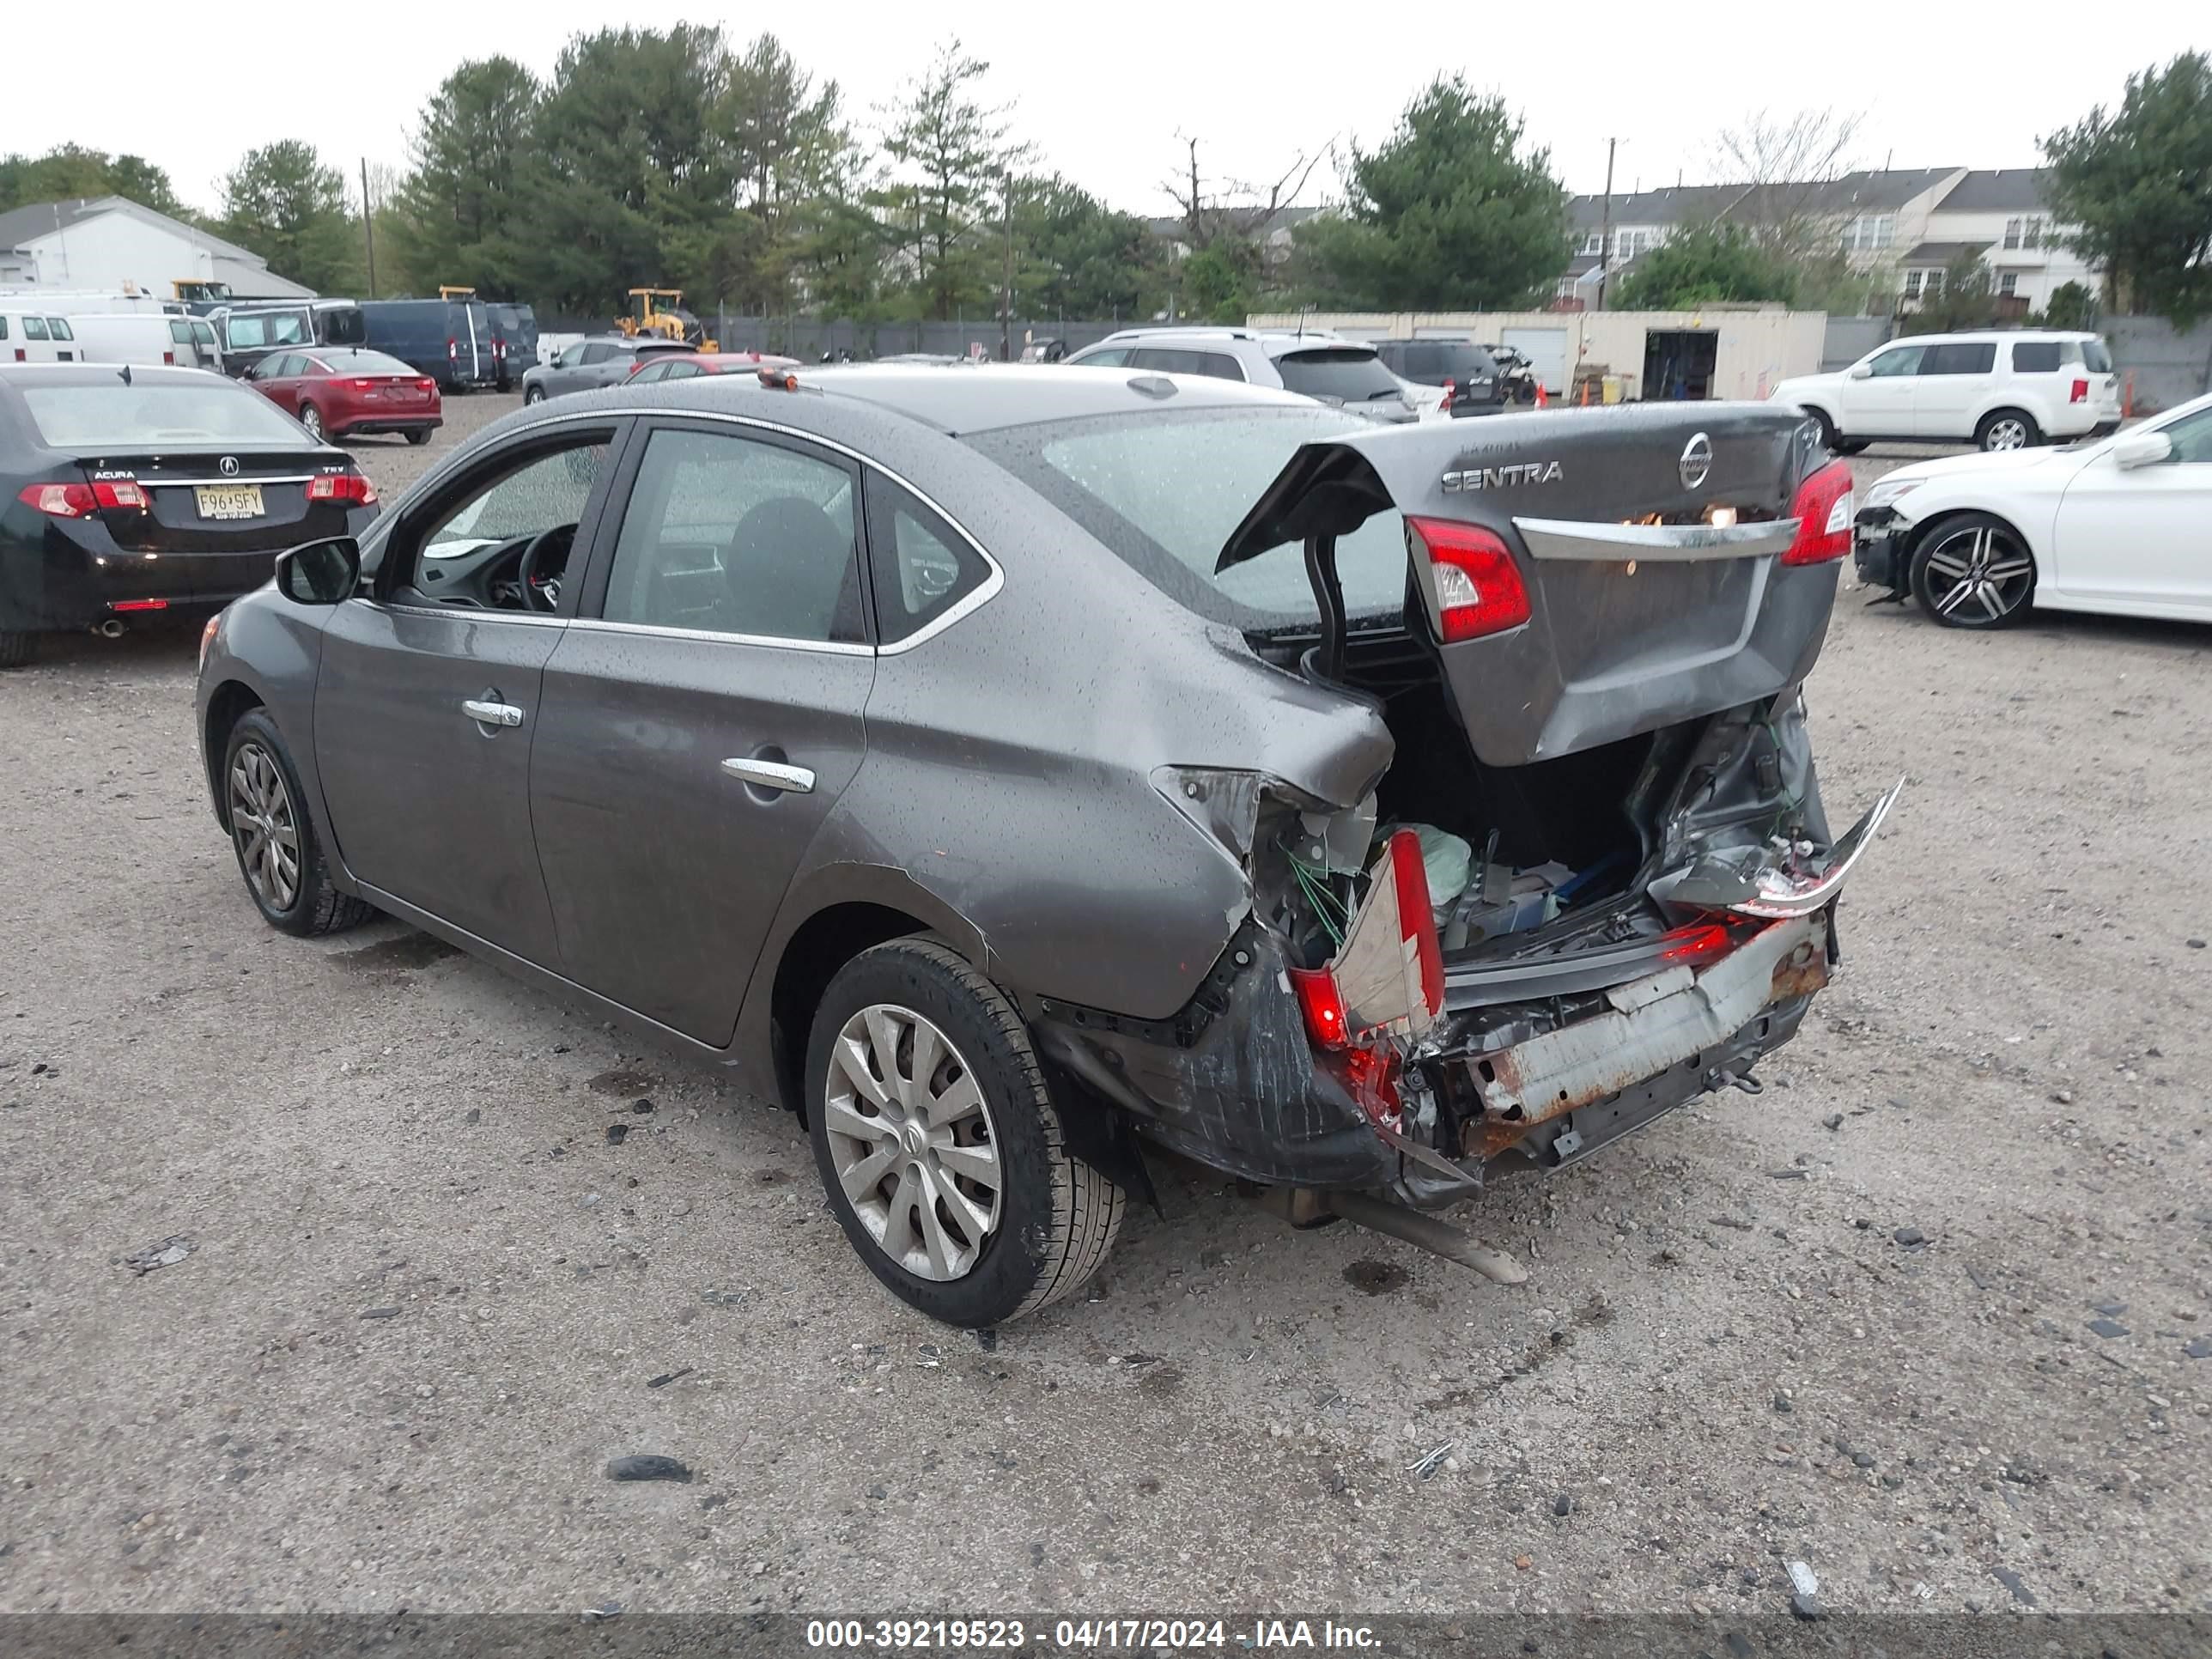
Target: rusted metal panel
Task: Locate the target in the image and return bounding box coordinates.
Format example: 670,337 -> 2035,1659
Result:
1462,914 -> 1826,1158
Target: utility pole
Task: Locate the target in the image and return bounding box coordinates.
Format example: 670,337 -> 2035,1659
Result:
1596,137 -> 1618,312
360,158 -> 378,300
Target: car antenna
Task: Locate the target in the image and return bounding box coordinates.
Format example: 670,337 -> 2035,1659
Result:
119,364 -> 133,386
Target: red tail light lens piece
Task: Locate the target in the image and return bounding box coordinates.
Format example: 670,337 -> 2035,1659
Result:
307,473 -> 377,506
19,481 -> 147,516
2069,377 -> 2089,404
1781,459 -> 1856,566
1406,516 -> 1532,641
1288,966 -> 1348,1050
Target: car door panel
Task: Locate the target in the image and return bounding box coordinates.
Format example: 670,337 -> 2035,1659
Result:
1838,344 -> 1922,437
2054,417 -> 2212,613
528,419 -> 875,1044
314,605 -> 567,960
312,421 -> 629,963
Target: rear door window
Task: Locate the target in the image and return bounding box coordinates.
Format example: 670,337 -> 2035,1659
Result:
1273,347 -> 1404,407
599,427 -> 865,644
23,316 -> 49,341
1073,347 -> 1131,367
1130,347 -> 1205,374
46,318 -> 73,340
2010,342 -> 2061,372
1196,353 -> 1246,380
864,472 -> 992,644
1923,343 -> 1997,375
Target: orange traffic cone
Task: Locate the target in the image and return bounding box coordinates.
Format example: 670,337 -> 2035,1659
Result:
1536,382 -> 1548,409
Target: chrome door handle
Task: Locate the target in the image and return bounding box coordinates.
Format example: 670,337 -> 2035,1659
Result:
462,699 -> 524,728
721,757 -> 815,794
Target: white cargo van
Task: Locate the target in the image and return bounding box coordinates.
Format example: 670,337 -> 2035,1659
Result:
0,308 -> 82,362
70,312 -> 222,371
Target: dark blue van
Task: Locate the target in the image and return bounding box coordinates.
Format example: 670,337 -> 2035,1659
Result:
487,303 -> 538,390
357,298 -> 499,391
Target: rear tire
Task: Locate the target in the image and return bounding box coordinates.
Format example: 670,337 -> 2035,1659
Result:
1976,408 -> 2039,452
404,428 -> 431,447
806,939 -> 1123,1328
222,709 -> 376,936
1807,408 -> 1843,453
1909,512 -> 2037,629
0,630 -> 34,670
298,403 -> 325,442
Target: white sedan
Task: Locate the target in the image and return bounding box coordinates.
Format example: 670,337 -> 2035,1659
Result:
1852,392 -> 2212,628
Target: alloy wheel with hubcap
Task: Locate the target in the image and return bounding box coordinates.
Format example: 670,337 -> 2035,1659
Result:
228,741 -> 301,911
299,404 -> 324,441
823,1003 -> 1002,1281
805,938 -> 1124,1327
1978,410 -> 2036,452
1911,515 -> 2036,629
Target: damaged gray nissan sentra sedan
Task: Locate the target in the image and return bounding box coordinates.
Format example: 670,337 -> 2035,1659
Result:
194,364 -> 1895,1327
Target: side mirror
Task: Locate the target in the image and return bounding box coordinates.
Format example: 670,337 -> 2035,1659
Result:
1848,363 -> 1874,380
274,537 -> 361,605
2112,430 -> 2172,471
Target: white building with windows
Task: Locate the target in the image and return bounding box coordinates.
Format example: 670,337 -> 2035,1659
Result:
1557,167 -> 2096,314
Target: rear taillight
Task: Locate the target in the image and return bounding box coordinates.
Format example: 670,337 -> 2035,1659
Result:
1288,965 -> 1348,1049
494,339 -> 506,358
1439,378 -> 1455,413
2069,377 -> 2088,404
17,480 -> 146,516
447,338 -> 458,360
417,378 -> 436,392
110,598 -> 169,612
1289,830 -> 1444,1051
11,349 -> 23,362
1781,459 -> 1855,566
1659,921 -> 1738,965
307,473 -> 377,505
162,350 -> 175,366
1406,516 -> 1532,641
349,378 -> 378,391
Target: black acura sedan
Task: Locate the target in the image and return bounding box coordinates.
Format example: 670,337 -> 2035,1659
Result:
196,366 -> 1890,1326
0,363 -> 378,667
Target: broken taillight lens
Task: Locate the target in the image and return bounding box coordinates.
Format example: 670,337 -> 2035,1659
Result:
1659,921 -> 1736,964
1407,516 -> 1532,641
1289,965 -> 1348,1050
1781,459 -> 1855,566
1290,830 -> 1445,1053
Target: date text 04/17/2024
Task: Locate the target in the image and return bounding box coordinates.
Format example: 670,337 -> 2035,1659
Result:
803,1619 -> 1382,1650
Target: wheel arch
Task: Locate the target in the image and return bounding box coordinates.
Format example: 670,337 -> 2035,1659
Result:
756,875 -> 993,1120
201,678 -> 266,829
1905,503 -> 2039,573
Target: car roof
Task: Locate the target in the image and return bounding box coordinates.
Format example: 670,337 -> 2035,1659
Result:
589,362 -> 1311,435
0,362 -> 223,386
1085,325 -> 1372,360
1891,329 -> 2102,344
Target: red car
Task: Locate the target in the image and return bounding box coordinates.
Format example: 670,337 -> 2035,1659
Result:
246,347 -> 442,446
624,350 -> 801,385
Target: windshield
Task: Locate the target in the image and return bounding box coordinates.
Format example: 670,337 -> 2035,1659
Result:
1273,348 -> 1406,405
965,405 -> 1407,632
22,381 -> 311,447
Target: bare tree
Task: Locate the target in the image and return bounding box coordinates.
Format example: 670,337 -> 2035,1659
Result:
1160,134 -> 1325,252
1711,107 -> 1867,263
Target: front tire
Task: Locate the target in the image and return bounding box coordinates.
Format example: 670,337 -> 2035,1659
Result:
222,709 -> 376,936
523,386 -> 546,405
1910,512 -> 2037,629
1977,408 -> 2039,452
806,939 -> 1123,1328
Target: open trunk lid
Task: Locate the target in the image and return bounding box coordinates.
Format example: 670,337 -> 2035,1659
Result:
1218,402 -> 1842,766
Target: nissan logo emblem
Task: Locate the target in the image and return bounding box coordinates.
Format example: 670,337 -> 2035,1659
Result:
218,456 -> 240,477
1678,433 -> 1712,491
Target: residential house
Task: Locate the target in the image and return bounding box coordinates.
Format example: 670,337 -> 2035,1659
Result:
0,196 -> 314,301
1899,169 -> 2096,313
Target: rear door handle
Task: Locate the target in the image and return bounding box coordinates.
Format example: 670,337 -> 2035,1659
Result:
721,757 -> 815,794
462,699 -> 524,728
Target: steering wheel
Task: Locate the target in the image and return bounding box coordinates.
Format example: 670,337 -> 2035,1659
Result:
515,526 -> 569,613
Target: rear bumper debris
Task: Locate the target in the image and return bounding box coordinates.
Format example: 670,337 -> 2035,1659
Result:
1459,911 -> 1827,1161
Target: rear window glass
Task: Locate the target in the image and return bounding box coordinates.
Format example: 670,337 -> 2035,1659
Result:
964,406 -> 1407,632
1273,347 -> 1404,407
319,349 -> 417,376
1395,342 -> 1495,383
21,381 -> 311,447
2079,339 -> 2112,374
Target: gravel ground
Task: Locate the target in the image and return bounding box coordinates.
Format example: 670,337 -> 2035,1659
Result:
3,402 -> 2209,1621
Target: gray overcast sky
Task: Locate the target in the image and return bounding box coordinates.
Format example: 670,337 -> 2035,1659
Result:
15,1 -> 2207,214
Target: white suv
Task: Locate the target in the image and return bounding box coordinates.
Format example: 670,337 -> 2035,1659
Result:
1065,327 -> 1418,422
1770,331 -> 2121,453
